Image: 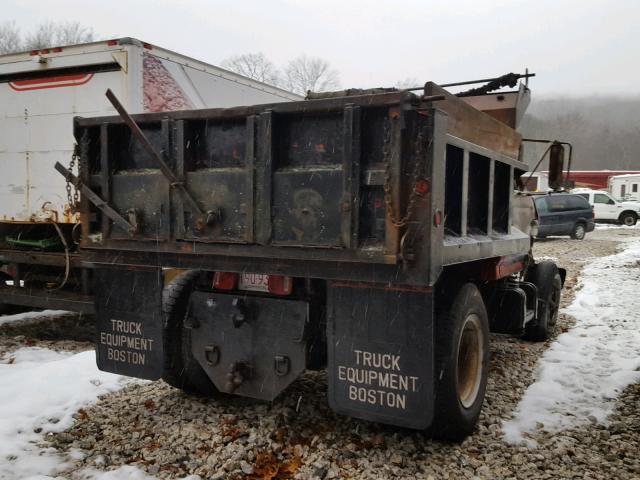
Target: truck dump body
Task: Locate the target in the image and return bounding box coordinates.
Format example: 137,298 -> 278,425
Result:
75,83 -> 529,286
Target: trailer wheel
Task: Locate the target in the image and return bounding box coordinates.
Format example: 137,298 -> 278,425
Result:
162,270 -> 219,396
524,261 -> 562,341
433,283 -> 489,441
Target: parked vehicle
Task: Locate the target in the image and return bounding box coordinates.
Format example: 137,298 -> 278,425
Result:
574,189 -> 640,226
0,38 -> 301,312
532,193 -> 594,239
609,174 -> 640,202
62,73 -> 566,440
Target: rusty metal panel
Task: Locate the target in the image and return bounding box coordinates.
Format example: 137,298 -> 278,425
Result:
270,112 -> 348,247
109,172 -> 170,239
182,170 -> 249,241
272,168 -> 344,246
177,116 -> 255,243
424,82 -> 523,160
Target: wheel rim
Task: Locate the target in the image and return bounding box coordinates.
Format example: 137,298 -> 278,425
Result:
576,225 -> 585,238
624,216 -> 635,226
456,313 -> 484,409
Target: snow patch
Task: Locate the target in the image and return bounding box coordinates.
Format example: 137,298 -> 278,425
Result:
1,346 -> 73,365
0,309 -> 71,326
534,255 -> 559,263
0,348 -> 130,478
503,239 -> 640,446
594,222 -> 640,230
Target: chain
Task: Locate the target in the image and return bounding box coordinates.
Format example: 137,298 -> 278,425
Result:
382,117 -> 429,228
65,141 -> 84,214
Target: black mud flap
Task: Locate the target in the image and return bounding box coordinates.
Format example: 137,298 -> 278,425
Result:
327,284 -> 434,429
94,268 -> 164,380
187,292 -> 308,401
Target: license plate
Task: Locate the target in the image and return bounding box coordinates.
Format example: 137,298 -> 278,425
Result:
239,273 -> 269,292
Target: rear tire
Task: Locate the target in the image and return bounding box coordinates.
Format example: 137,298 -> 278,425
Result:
570,222 -> 586,240
620,212 -> 637,226
433,283 -> 489,442
524,261 -> 562,341
162,270 -> 219,396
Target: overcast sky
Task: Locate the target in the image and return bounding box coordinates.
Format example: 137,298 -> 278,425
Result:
5,0 -> 639,96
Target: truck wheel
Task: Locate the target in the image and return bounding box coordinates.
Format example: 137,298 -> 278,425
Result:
620,212 -> 637,226
570,222 -> 586,240
524,261 -> 562,341
433,283 -> 489,441
162,270 -> 219,396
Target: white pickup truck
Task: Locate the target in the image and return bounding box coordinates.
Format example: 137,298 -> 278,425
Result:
574,189 -> 640,226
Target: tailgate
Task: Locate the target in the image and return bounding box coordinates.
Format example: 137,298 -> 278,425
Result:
76,93 -> 434,264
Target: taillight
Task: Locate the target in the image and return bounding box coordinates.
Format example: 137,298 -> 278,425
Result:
434,209 -> 442,226
213,272 -> 237,290
267,275 -> 293,296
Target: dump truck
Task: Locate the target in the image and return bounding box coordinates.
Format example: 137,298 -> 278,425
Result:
62,74 -> 565,440
0,38 -> 301,313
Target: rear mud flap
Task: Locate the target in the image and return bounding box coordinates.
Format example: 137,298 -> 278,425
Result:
327,284 -> 434,429
94,268 -> 164,380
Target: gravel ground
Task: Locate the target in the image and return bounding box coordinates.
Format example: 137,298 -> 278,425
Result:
3,227 -> 640,479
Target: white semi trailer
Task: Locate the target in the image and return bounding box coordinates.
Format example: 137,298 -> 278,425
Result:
1,37 -> 300,223
0,38 -> 301,311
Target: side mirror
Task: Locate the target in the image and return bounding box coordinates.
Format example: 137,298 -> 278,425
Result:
548,141 -> 565,190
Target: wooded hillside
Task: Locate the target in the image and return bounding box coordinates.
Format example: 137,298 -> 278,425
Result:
519,96 -> 640,170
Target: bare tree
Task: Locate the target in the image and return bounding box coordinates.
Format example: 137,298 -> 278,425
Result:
0,21 -> 21,54
283,55 -> 340,95
23,21 -> 95,50
221,52 -> 281,86
23,21 -> 56,49
54,21 -> 95,45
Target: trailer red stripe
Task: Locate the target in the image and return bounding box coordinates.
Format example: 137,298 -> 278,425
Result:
8,73 -> 94,91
